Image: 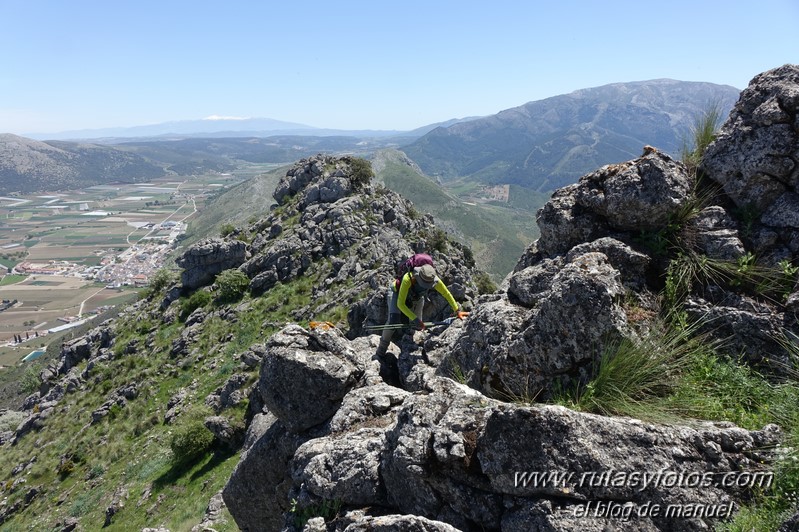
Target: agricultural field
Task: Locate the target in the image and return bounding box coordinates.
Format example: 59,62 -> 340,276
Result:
0,172 -> 252,370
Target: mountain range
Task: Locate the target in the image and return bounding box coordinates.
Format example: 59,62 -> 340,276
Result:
0,134 -> 165,194
24,117 -> 481,143
1,79 -> 740,197
25,117 -> 317,141
403,79 -> 741,192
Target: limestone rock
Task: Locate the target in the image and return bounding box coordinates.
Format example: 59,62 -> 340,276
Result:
535,184 -> 608,257
445,251 -> 628,400
205,373 -> 249,412
257,325 -> 364,433
574,152 -> 693,231
292,427 -> 387,507
702,65 -> 799,212
175,237 -> 248,290
565,237 -> 651,289
204,415 -> 244,449
164,388 -> 188,425
327,383 -> 409,433
686,205 -> 746,260
223,415 -> 311,532
336,513 -> 462,531
223,368 -> 779,532
191,491 -> 227,532
226,154 -> 483,326
701,64 -> 799,261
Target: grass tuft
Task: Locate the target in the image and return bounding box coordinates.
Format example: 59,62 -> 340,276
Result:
681,101 -> 724,175
555,321 -> 707,422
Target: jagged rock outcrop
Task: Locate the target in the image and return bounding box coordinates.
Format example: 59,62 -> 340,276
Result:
690,64 -> 799,365
90,384 -> 138,424
205,373 -> 249,412
313,513 -> 461,531
440,251 -> 629,400
232,155 -> 481,329
258,325 -> 366,433
6,323 -> 117,444
686,206 -> 746,260
224,411 -> 312,532
40,325 -> 113,390
220,67 -> 799,531
191,491 -> 228,532
432,151 -> 692,400
701,64 -> 799,262
176,237 -> 248,290
223,324 -> 780,531
534,150 -> 692,257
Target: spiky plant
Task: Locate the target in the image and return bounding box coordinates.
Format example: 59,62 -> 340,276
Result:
557,321 -> 709,422
680,101 -> 724,175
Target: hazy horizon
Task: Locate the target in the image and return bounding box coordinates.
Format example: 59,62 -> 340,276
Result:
1,0 -> 796,135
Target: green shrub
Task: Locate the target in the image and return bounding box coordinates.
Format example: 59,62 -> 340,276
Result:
20,362 -> 42,394
220,223 -> 236,237
87,464 -> 105,480
461,245 -> 476,267
0,410 -> 26,432
215,269 -> 250,303
108,403 -> 123,420
427,227 -> 448,253
348,157 -> 374,190
180,290 -> 212,321
169,418 -> 214,465
149,268 -> 176,294
57,459 -> 76,479
474,272 -> 497,295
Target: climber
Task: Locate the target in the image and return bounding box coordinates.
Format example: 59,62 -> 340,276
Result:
374,254 -> 465,363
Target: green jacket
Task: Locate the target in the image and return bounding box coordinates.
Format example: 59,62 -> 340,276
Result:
395,271 -> 459,321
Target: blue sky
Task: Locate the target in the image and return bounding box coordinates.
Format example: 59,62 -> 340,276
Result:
1,0 -> 796,135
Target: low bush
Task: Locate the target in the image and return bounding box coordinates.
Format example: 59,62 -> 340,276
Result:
148,268 -> 176,294
219,223 -> 236,237
180,290 -> 212,321
348,157 -> 374,190
215,269 -> 249,303
170,417 -> 214,465
474,272 -> 497,295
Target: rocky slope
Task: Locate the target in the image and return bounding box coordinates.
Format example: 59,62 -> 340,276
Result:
1,65 -> 798,532
0,153 -> 485,529
219,65 -> 799,530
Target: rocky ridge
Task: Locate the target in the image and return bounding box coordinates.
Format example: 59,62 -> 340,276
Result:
2,65 -> 799,531
0,153 -> 485,529
217,65 -> 799,531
